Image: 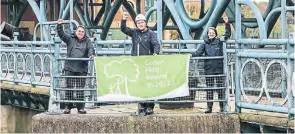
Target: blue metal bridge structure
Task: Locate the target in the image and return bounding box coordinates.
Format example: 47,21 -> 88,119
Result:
0,0 -> 294,133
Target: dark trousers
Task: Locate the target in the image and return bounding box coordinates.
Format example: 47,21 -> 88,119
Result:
205,75 -> 225,108
64,70 -> 87,110
139,103 -> 155,109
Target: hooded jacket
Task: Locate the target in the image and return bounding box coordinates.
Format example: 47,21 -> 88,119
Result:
120,20 -> 160,56
191,23 -> 231,74
57,24 -> 95,73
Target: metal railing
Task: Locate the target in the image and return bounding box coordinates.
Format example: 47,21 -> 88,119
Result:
1,35 -> 294,119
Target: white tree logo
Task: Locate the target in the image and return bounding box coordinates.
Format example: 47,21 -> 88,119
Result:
104,59 -> 140,95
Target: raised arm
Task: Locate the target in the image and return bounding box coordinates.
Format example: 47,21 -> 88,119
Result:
120,12 -> 135,37
223,17 -> 231,39
56,19 -> 71,44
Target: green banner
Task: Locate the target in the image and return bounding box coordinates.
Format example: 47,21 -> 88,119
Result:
94,54 -> 190,101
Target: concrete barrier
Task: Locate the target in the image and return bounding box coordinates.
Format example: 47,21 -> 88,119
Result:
32,113 -> 240,133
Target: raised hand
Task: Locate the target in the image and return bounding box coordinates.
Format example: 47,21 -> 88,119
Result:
123,12 -> 129,20
223,16 -> 228,23
57,19 -> 63,24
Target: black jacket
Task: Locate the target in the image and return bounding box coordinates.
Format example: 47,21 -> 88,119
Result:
57,24 -> 95,73
191,23 -> 231,74
120,20 -> 160,56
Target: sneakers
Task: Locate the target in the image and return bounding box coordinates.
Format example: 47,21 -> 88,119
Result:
138,108 -> 147,116
63,108 -> 87,114
204,107 -> 212,113
138,107 -> 154,116
78,109 -> 87,114
146,107 -> 154,115
63,108 -> 71,114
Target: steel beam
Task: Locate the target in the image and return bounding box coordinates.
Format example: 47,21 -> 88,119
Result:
176,0 -> 216,29
100,0 -> 124,40
163,0 -> 193,48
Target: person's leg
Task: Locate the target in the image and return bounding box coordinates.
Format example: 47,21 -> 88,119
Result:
146,103 -> 155,115
216,76 -> 225,112
138,103 -> 147,115
76,72 -> 87,114
64,71 -> 75,114
205,76 -> 214,113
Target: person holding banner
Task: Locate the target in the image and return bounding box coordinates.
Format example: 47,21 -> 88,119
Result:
121,12 -> 160,115
57,19 -> 95,114
191,17 -> 231,113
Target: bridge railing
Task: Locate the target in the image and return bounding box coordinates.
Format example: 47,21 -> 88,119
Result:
0,40 -> 53,87
1,37 -> 294,118
228,39 -> 295,120
48,39 -> 230,113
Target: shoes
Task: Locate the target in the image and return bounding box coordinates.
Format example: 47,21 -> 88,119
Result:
138,108 -> 147,116
63,108 -> 71,114
146,107 -> 154,115
78,109 -> 87,114
205,108 -> 212,113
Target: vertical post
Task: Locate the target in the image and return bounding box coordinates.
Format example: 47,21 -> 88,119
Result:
13,31 -> 19,85
223,42 -> 229,112
230,62 -> 235,96
281,0 -> 288,99
40,0 -> 46,41
70,0 -> 74,31
48,34 -> 62,113
235,0 -> 242,113
281,0 -> 287,39
136,0 -> 141,14
6,0 -> 10,23
287,41 -> 294,120
157,0 -> 163,53
104,0 -> 111,25
50,0 -> 55,21
31,38 -> 36,87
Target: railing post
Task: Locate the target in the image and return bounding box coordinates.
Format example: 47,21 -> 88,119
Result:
287,41 -> 294,120
13,31 -> 19,85
47,29 -> 62,114
235,0 -> 242,113
223,42 -> 230,112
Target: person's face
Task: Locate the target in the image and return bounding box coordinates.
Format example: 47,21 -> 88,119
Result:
136,20 -> 147,31
76,27 -> 85,40
208,29 -> 216,39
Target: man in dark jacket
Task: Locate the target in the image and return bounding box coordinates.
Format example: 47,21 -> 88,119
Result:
191,17 -> 231,113
121,12 -> 160,115
57,19 -> 95,114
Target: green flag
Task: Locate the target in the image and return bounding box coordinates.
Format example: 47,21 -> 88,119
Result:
94,54 -> 190,101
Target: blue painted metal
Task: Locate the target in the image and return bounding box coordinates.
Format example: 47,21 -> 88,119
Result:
84,0 -> 92,26
136,0 -> 141,14
175,0 -> 216,29
70,0 -> 74,31
163,0 -> 193,48
59,0 -> 66,18
27,0 -> 41,22
103,0 -> 111,25
237,102 -> 294,114
200,0 -> 231,39
145,7 -> 156,23
157,0 -> 163,51
237,0 -> 267,39
235,0 -> 242,113
12,1 -> 28,26
74,2 -> 88,28
100,0 -> 124,40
